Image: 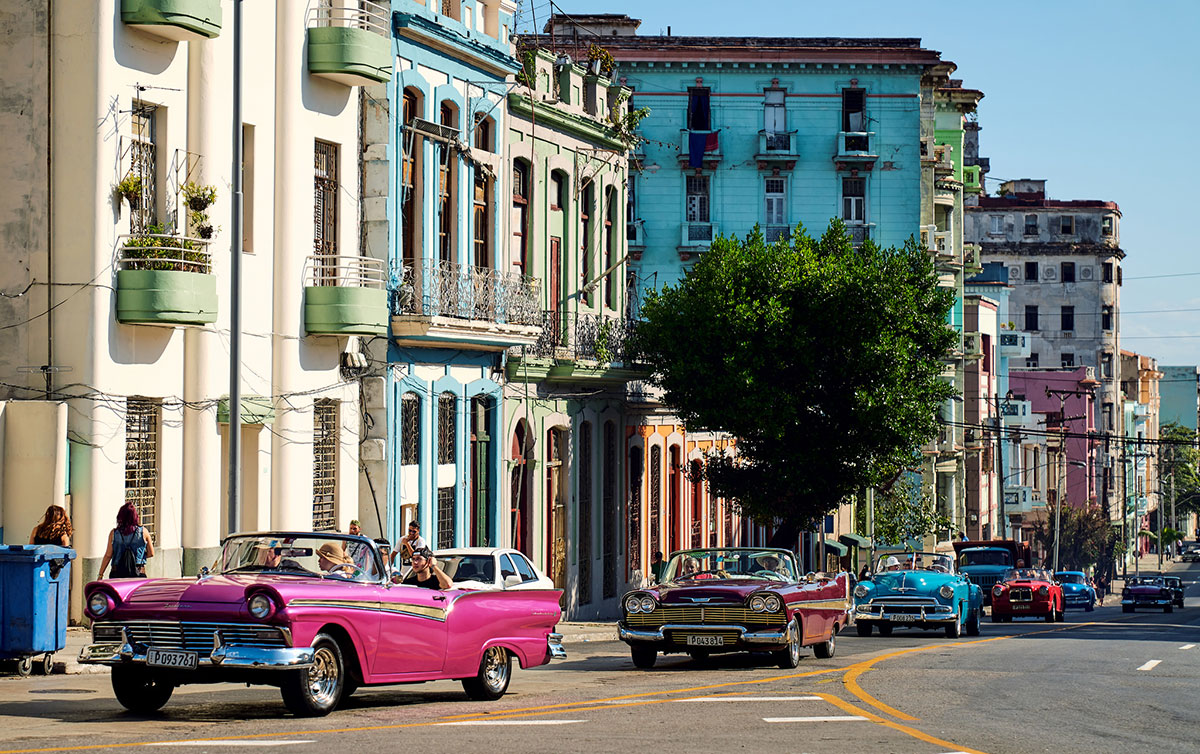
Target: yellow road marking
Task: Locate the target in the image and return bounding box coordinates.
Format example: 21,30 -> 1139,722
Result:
814,693 -> 990,754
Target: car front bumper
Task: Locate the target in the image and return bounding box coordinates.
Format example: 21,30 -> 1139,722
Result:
79,627 -> 315,670
618,622 -> 792,647
1122,598 -> 1172,608
547,632 -> 567,659
1063,593 -> 1094,606
854,604 -> 957,625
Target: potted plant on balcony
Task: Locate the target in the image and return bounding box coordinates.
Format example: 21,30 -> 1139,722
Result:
116,222 -> 217,325
115,174 -> 143,211
182,182 -> 218,240
121,223 -> 208,273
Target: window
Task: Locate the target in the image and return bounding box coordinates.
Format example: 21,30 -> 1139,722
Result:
1103,402 -> 1114,431
401,89 -> 422,267
129,103 -> 158,232
313,399 -> 338,532
1117,266 -> 1123,286
989,215 -> 1003,234
628,448 -> 642,574
473,169 -> 491,268
602,421 -> 617,598
763,89 -> 786,149
1061,262 -> 1075,283
438,103 -> 457,263
685,175 -> 710,223
1025,305 -> 1039,331
1061,352 -> 1074,368
512,553 -> 538,582
550,171 -> 565,211
401,392 -> 420,465
581,183 -> 594,305
512,160 -> 528,275
1102,305 -> 1114,331
842,177 -> 865,222
314,140 -> 339,262
1024,214 -> 1038,236
469,396 -> 493,547
1103,261 -> 1114,283
604,188 -> 616,309
1061,305 -> 1074,331
438,392 -> 457,464
474,115 -> 492,151
1026,353 -> 1039,368
687,87 -> 711,131
125,398 -> 161,544
1101,352 -> 1113,379
1025,262 -> 1039,282
440,0 -> 460,21
626,173 -> 637,241
578,421 -> 592,604
765,177 -> 786,227
1102,215 -> 1115,237
241,124 -> 255,251
437,487 -> 455,549
1060,215 -> 1075,235
842,88 -> 867,150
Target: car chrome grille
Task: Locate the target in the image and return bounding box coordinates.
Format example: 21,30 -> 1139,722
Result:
1008,587 -> 1033,602
967,574 -> 1001,589
93,621 -> 289,650
625,606 -> 784,627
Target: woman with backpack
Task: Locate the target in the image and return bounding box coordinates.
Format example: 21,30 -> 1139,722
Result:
98,502 -> 154,579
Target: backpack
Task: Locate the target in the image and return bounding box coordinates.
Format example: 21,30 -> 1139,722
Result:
110,529 -> 140,578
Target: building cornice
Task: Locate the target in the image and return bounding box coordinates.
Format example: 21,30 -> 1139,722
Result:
507,93 -> 626,151
394,12 -> 521,76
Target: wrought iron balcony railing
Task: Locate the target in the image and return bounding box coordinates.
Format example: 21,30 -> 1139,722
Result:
522,310 -> 637,364
392,260 -> 541,327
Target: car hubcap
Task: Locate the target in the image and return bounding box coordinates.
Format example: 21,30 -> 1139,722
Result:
483,647 -> 508,691
307,646 -> 339,705
789,622 -> 800,662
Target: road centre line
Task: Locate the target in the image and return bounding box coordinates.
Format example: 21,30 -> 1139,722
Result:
1137,660 -> 1162,671
157,743 -> 315,748
436,720 -> 585,726
675,695 -> 822,702
763,716 -> 868,723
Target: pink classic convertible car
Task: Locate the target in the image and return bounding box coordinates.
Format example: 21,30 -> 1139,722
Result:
79,532 -> 565,716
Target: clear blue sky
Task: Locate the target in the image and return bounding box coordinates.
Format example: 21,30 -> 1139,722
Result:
517,0 -> 1200,367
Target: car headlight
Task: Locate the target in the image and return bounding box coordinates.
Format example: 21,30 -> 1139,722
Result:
624,595 -> 643,614
87,592 -> 111,618
853,584 -> 870,598
938,585 -> 955,600
749,595 -> 766,612
762,594 -> 782,612
639,596 -> 656,613
1036,586 -> 1049,597
248,593 -> 275,620
992,585 -> 1004,598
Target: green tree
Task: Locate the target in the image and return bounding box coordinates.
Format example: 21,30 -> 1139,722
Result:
1159,422 -> 1200,519
634,221 -> 956,546
1031,504 -> 1118,572
870,474 -> 951,547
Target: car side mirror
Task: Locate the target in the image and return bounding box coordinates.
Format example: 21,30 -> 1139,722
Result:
503,573 -> 521,587
390,573 -> 404,585
198,566 -> 210,578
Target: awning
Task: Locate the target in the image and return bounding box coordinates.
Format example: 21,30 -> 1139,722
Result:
821,539 -> 848,557
839,533 -> 872,549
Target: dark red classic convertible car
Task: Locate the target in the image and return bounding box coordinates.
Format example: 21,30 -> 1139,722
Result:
990,568 -> 1064,622
618,548 -> 849,669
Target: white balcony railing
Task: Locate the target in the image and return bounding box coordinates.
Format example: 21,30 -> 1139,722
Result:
998,331 -> 1031,358
393,260 -> 541,326
764,225 -> 790,243
1004,486 -> 1035,513
307,0 -> 391,37
759,130 -> 795,154
305,254 -> 386,288
837,131 -> 875,157
627,220 -> 645,247
117,233 -> 212,274
681,222 -> 717,247
1000,400 -> 1034,425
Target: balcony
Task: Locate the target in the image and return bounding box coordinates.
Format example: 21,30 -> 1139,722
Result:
755,130 -> 797,169
115,234 -> 217,326
678,130 -> 721,168
680,222 -> 717,249
627,220 -> 645,257
963,242 -> 982,275
391,260 -> 541,350
303,255 -> 388,336
307,0 -> 392,86
1000,400 -> 1035,426
933,144 -> 954,175
763,225 -> 791,244
963,331 -> 984,360
834,131 -> 877,167
121,0 -> 222,41
1003,486 -> 1036,514
845,222 -> 872,248
998,331 -> 1031,358
507,311 -> 644,385
963,165 -> 982,193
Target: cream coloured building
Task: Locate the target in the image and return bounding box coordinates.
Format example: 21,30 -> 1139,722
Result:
0,0 -> 393,614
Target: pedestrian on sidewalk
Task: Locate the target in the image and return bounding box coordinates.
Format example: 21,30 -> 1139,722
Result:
29,504 -> 73,547
97,502 -> 155,578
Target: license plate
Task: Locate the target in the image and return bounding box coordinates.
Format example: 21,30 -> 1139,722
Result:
891,614 -> 916,622
686,635 -> 724,646
1012,604 -> 1029,610
146,648 -> 198,670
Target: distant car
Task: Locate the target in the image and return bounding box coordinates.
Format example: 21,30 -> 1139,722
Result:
853,551 -> 983,638
435,548 -> 555,591
1181,548 -> 1200,563
991,568 -> 1064,622
1055,571 -> 1096,612
1121,576 -> 1175,613
1162,576 -> 1185,608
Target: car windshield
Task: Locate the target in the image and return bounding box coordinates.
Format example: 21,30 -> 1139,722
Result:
662,548 -> 798,583
875,552 -> 953,574
1164,577 -> 1181,587
440,554 -> 496,584
958,550 -> 1012,567
218,533 -> 382,583
1002,568 -> 1044,581
1056,573 -> 1086,584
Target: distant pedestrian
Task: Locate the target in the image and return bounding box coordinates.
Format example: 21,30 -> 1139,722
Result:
650,551 -> 665,583
29,504 -> 73,547
98,502 -> 155,579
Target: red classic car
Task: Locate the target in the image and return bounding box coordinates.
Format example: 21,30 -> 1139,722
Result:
79,532 -> 565,716
990,568 -> 1064,622
618,548 -> 849,669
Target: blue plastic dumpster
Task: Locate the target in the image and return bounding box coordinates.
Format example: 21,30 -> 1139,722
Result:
0,545 -> 76,675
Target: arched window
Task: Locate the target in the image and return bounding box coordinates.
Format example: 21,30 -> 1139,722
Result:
401,88 -> 424,267
473,168 -> 492,268
437,391 -> 457,464
401,392 -> 420,465
512,159 -> 529,275
439,0 -> 461,22
580,182 -> 594,306
438,102 -> 458,264
474,115 -> 494,152
605,186 -> 617,310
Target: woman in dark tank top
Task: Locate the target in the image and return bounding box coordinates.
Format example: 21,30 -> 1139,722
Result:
29,504 -> 72,547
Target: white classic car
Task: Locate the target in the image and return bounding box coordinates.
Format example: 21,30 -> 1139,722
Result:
436,548 -> 555,591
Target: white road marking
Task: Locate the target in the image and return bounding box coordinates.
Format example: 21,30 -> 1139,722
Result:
763,716 -> 869,723
1181,644 -> 1196,650
158,743 -> 315,748
1137,659 -> 1162,671
437,720 -> 585,726
674,695 -> 823,702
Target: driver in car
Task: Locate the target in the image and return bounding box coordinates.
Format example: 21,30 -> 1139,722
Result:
317,542 -> 362,578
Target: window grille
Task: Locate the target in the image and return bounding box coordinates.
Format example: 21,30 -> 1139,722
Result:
125,398 -> 160,544
690,460 -> 703,549
685,176 -> 709,223
628,449 -> 642,574
602,422 -> 617,598
129,104 -> 157,233
649,445 -> 661,558
437,486 -> 455,549
312,399 -> 338,531
578,422 -> 592,604
401,392 -> 420,465
438,392 -> 457,464
314,140 -> 339,285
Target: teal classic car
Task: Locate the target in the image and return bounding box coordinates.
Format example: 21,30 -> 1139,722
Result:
852,552 -> 984,638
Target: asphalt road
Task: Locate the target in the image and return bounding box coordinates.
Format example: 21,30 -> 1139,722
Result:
1,561 -> 1197,754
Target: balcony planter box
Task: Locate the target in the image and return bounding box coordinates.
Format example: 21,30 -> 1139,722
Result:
304,286 -> 388,336
116,233 -> 216,326
307,26 -> 391,86
121,0 -> 222,41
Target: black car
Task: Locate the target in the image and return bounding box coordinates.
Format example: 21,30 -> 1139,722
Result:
1181,548 -> 1200,563
1162,576 -> 1185,608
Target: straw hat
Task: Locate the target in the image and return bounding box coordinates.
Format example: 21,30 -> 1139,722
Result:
316,542 -> 352,566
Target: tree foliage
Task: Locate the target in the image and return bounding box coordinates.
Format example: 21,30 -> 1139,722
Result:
634,221 -> 956,542
1031,504 -> 1118,572
870,474 -> 951,547
1159,422 -> 1200,517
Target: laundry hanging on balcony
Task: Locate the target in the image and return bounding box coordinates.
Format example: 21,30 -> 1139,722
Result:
688,129 -> 720,168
